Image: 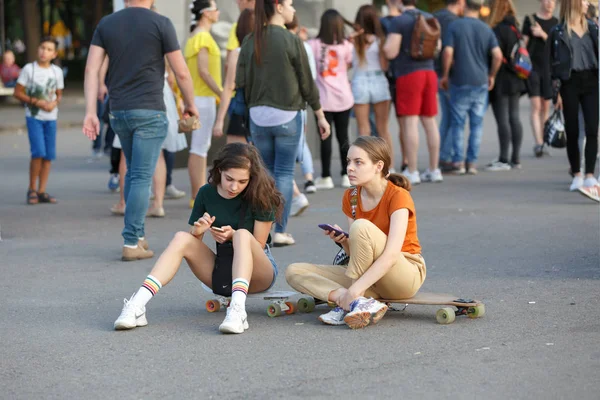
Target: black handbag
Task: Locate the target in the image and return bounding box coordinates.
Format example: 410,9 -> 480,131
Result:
211,205 -> 247,296
544,109 -> 567,148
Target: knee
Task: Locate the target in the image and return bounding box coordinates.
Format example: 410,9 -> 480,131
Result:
350,219 -> 376,238
285,263 -> 311,283
172,231 -> 195,250
232,229 -> 252,244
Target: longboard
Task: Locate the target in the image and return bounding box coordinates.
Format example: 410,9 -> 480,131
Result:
201,283 -> 317,317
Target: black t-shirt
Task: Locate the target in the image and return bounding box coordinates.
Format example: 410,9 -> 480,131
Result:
522,14 -> 558,70
91,8 -> 180,112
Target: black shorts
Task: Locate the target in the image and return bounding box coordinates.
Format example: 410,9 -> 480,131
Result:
226,113 -> 250,138
527,69 -> 552,99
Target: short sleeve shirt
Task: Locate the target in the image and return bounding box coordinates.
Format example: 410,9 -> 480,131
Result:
226,23 -> 239,51
91,8 -> 179,112
389,10 -> 435,79
342,181 -> 421,255
308,39 -> 354,112
17,62 -> 64,121
444,17 -> 498,86
188,184 -> 275,244
184,31 -> 223,100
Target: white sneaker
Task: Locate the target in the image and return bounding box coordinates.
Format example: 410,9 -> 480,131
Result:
578,186 -> 600,202
165,184 -> 186,199
219,303 -> 249,334
272,232 -> 296,247
343,297 -> 388,329
583,177 -> 600,188
570,176 -> 584,192
318,306 -> 347,326
404,170 -> 421,185
314,176 -> 335,190
485,161 -> 511,172
290,193 -> 309,217
114,295 -> 148,330
420,168 -> 443,183
341,174 -> 351,188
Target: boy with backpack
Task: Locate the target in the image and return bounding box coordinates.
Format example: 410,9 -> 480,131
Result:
13,37 -> 64,205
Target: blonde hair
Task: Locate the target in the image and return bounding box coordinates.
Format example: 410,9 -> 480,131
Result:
560,0 -> 589,35
487,0 -> 520,28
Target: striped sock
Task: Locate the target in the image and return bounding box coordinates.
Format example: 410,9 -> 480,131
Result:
132,275 -> 162,307
230,278 -> 249,307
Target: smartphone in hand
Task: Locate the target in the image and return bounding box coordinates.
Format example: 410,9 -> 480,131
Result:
318,224 -> 349,238
211,226 -> 225,233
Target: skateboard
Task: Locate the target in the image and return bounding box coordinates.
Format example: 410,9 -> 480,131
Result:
375,292 -> 485,325
202,284 -> 318,318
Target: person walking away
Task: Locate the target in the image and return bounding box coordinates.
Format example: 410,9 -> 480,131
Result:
1,50 -> 21,88
486,0 -> 527,172
225,0 -> 256,73
185,0 -> 222,209
113,144 -> 284,334
286,137 -> 426,329
308,9 -> 357,190
547,0 -> 600,201
522,0 -> 558,157
213,9 -> 255,144
236,0 -> 331,247
352,5 -> 394,169
383,0 -> 443,185
13,37 -> 64,205
434,0 -> 464,172
440,0 -> 503,174
82,0 -> 198,261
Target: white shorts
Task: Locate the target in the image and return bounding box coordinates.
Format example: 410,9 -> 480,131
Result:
190,96 -> 217,157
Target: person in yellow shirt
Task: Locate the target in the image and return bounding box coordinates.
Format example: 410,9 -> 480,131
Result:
185,0 -> 223,208
225,0 -> 256,70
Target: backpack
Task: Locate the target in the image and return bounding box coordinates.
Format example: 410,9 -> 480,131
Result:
505,25 -> 532,79
409,11 -> 441,61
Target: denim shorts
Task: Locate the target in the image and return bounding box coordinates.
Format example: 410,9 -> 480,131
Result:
264,244 -> 279,290
26,117 -> 57,160
351,71 -> 392,105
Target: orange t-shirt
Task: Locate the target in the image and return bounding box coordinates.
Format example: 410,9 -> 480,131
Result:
342,181 -> 421,255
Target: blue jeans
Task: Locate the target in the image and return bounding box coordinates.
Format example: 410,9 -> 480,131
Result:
250,112 -> 302,233
296,111 -> 314,176
109,110 -> 168,246
438,86 -> 452,162
448,84 -> 488,164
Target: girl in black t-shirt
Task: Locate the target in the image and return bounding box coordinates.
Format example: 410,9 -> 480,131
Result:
522,0 -> 559,157
113,143 -> 285,334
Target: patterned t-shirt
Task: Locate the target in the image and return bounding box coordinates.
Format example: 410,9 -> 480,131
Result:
17,62 -> 64,121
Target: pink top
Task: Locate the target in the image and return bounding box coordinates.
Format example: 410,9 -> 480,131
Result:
308,39 -> 354,112
0,64 -> 21,84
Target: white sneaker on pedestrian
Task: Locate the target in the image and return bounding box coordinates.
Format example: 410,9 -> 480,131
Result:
304,180 -> 317,194
404,170 -> 421,185
272,232 -> 296,247
108,173 -> 120,192
219,303 -> 249,334
485,161 -> 512,172
341,174 -> 352,188
570,176 -> 584,192
290,193 -> 309,217
343,297 -> 388,329
314,176 -> 335,190
318,306 -> 347,326
165,184 -> 186,199
420,168 -> 443,183
114,296 -> 148,330
583,177 -> 600,188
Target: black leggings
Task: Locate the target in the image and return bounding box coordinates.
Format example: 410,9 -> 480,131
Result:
319,109 -> 351,177
560,70 -> 599,175
163,149 -> 175,187
491,93 -> 523,165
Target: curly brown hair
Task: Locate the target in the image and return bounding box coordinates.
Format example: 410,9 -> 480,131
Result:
208,143 -> 284,221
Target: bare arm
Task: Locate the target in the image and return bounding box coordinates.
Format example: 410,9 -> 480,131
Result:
252,221 -> 273,249
383,33 -> 402,60
489,47 -> 503,77
213,52 -> 239,137
98,56 -> 109,101
84,45 -> 106,118
441,47 -> 454,79
197,48 -> 222,98
349,209 -> 409,296
165,49 -> 198,117
379,38 -> 389,72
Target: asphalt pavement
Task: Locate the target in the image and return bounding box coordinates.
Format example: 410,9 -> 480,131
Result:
0,99 -> 599,399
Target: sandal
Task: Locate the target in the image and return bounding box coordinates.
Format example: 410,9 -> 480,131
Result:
27,189 -> 39,205
38,192 -> 57,204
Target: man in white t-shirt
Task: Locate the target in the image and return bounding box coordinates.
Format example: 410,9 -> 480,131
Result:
13,36 -> 65,205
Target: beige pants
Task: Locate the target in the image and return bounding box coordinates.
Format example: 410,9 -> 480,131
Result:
286,219 -> 426,301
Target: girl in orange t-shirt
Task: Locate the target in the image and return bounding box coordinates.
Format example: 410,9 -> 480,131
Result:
286,136 -> 426,329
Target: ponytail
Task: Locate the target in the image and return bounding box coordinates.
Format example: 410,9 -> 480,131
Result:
387,173 -> 411,192
254,0 -> 277,65
189,0 -> 211,33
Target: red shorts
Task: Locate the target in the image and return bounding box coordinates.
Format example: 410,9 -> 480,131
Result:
395,70 -> 438,117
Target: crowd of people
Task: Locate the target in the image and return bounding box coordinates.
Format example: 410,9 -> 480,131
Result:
10,0 -> 596,332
